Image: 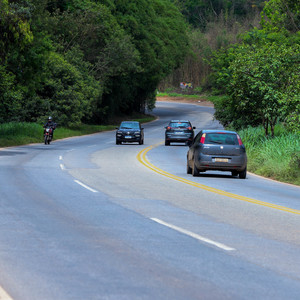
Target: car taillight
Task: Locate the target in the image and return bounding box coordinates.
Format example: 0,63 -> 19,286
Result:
167,126 -> 171,130
200,133 -> 206,144
187,127 -> 192,130
237,134 -> 243,146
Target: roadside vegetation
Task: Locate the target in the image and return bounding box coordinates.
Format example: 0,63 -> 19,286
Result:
0,0 -> 188,126
239,126 -> 300,186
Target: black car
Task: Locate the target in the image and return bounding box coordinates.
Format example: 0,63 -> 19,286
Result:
116,121 -> 144,145
165,120 -> 195,146
187,130 -> 247,178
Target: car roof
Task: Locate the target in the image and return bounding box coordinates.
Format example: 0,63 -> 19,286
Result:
121,121 -> 140,124
169,120 -> 191,123
201,129 -> 238,134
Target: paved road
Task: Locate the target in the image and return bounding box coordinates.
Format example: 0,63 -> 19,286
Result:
0,102 -> 299,300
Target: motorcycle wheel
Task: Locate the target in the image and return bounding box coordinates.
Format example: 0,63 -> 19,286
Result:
44,136 -> 48,145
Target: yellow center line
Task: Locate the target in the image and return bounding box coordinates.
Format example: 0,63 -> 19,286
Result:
137,143 -> 300,215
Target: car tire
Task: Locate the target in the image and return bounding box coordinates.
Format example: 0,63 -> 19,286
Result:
139,139 -> 144,145
116,140 -> 121,145
187,160 -> 192,174
192,160 -> 199,177
165,140 -> 170,146
239,168 -> 247,179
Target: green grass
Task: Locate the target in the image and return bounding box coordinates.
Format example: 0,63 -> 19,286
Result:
239,126 -> 300,185
156,92 -> 202,99
0,115 -> 155,147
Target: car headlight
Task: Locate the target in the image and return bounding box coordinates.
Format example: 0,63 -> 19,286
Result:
134,131 -> 140,135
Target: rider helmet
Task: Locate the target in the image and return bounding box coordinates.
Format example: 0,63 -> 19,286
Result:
48,116 -> 52,121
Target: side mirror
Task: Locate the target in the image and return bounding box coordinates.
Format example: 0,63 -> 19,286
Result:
193,127 -> 196,129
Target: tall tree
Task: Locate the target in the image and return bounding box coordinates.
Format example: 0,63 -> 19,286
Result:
209,0 -> 300,134
103,0 -> 189,116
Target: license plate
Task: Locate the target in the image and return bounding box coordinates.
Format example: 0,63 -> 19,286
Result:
214,158 -> 228,162
125,136 -> 132,139
175,131 -> 184,134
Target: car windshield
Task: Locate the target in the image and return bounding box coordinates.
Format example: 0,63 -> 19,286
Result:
204,133 -> 238,145
170,122 -> 190,128
120,122 -> 139,129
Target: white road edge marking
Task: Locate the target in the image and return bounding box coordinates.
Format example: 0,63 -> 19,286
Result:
60,164 -> 65,170
151,218 -> 236,251
0,286 -> 13,300
59,155 -> 63,160
74,180 -> 98,193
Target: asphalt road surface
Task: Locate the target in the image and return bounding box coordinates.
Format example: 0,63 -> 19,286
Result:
0,101 -> 299,300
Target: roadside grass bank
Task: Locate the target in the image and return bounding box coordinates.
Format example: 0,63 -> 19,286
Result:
239,126 -> 300,186
157,92 -> 201,99
0,114 -> 155,147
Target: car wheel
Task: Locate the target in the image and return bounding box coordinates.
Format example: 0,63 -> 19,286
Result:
192,160 -> 199,177
239,168 -> 247,179
116,140 -> 121,145
231,171 -> 238,177
187,160 -> 192,174
139,139 -> 144,145
165,140 -> 170,146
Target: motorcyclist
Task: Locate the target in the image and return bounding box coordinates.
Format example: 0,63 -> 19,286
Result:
43,116 -> 57,139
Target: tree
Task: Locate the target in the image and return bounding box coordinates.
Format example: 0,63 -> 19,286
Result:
261,0 -> 300,33
103,0 -> 189,116
0,0 -> 33,63
226,42 -> 299,136
210,0 -> 300,134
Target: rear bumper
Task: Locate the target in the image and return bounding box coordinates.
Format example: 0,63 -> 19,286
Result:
117,137 -> 141,143
165,134 -> 193,142
196,154 -> 247,172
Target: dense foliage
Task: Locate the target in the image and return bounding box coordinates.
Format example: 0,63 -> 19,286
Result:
0,0 -> 188,126
177,0 -> 264,30
209,0 -> 300,135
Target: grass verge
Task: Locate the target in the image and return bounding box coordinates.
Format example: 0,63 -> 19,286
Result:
239,126 -> 300,186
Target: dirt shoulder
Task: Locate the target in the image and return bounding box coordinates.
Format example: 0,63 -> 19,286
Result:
156,96 -> 214,107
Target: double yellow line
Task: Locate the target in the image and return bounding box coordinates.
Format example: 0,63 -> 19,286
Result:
137,144 -> 300,215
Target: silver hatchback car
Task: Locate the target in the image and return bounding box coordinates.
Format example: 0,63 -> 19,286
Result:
187,130 -> 247,178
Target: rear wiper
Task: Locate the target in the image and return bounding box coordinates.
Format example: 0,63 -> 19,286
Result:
210,140 -> 222,144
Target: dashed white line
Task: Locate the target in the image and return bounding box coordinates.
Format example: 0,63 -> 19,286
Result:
59,155 -> 63,160
60,164 -> 66,170
74,180 -> 98,193
151,218 -> 236,251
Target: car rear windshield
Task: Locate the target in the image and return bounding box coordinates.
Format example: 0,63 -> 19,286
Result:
170,122 -> 190,128
204,133 -> 239,145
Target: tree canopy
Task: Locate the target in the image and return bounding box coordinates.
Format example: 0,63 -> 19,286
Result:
209,0 -> 300,135
0,0 -> 189,125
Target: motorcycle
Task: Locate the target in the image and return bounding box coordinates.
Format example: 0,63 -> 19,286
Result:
44,127 -> 53,144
